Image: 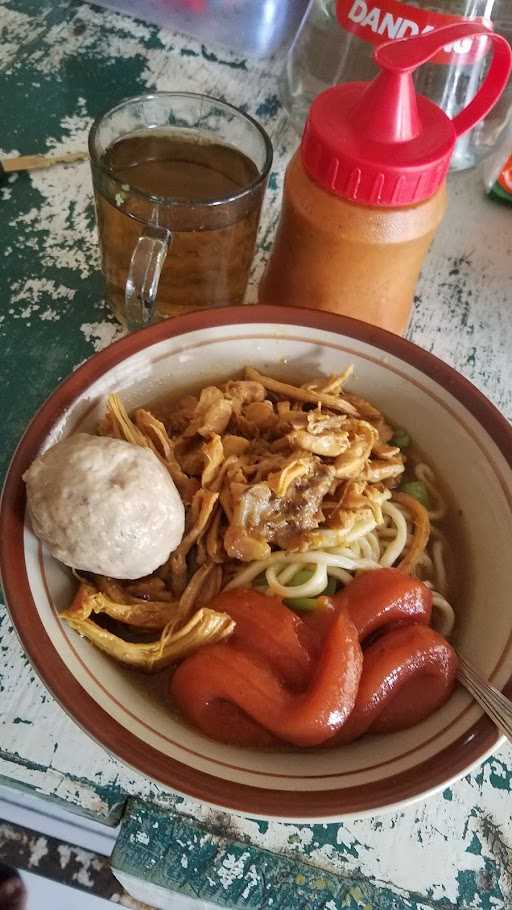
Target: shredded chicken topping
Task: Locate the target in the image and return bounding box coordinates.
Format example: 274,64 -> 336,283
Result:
104,368 -> 405,572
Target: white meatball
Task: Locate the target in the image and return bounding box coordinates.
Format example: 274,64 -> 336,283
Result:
23,433 -> 185,579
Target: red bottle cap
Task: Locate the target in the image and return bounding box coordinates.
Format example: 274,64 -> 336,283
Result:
301,23 -> 512,207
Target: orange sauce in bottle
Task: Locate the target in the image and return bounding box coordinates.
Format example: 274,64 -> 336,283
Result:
259,150 -> 447,333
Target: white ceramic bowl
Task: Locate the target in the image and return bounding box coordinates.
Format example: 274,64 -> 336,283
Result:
2,305 -> 512,821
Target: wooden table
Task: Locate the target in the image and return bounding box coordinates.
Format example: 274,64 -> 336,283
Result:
2,2 -> 512,908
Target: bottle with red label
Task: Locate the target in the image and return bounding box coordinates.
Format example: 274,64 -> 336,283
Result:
281,0 -> 512,170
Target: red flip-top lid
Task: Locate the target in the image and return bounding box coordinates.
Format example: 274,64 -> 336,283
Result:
301,22 -> 512,207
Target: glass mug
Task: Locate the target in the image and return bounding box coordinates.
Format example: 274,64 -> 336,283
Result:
89,92 -> 273,329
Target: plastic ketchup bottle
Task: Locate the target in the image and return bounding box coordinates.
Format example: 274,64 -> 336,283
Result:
259,23 -> 511,334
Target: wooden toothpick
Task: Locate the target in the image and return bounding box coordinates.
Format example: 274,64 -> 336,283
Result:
0,150 -> 89,174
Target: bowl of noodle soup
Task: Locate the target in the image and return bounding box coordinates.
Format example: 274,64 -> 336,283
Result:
2,304 -> 512,820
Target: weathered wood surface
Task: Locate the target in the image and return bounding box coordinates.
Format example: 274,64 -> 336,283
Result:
1,2 -> 512,908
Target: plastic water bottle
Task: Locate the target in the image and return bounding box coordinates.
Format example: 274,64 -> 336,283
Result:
281,0 -> 512,170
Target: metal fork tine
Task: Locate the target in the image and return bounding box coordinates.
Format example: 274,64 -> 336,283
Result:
455,649 -> 512,742
461,686 -> 512,738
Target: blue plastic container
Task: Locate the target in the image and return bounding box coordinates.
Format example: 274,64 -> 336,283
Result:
90,0 -> 309,58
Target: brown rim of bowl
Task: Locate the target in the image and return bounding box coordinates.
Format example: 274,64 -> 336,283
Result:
1,305 -> 511,819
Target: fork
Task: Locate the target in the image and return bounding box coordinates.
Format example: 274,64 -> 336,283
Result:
456,652 -> 512,743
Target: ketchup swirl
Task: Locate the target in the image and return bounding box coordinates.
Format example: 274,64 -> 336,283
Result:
170,569 -> 457,748
171,590 -> 362,747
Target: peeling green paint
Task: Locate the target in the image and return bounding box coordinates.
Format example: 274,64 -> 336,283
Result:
200,44 -> 247,70
256,93 -> 281,119
465,833 -> 482,856
268,171 -> 279,192
336,835 -> 361,859
466,347 -> 477,368
0,749 -> 125,824
487,758 -> 512,791
113,799 -> 466,910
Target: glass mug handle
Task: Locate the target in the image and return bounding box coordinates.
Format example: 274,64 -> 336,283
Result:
124,225 -> 172,330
